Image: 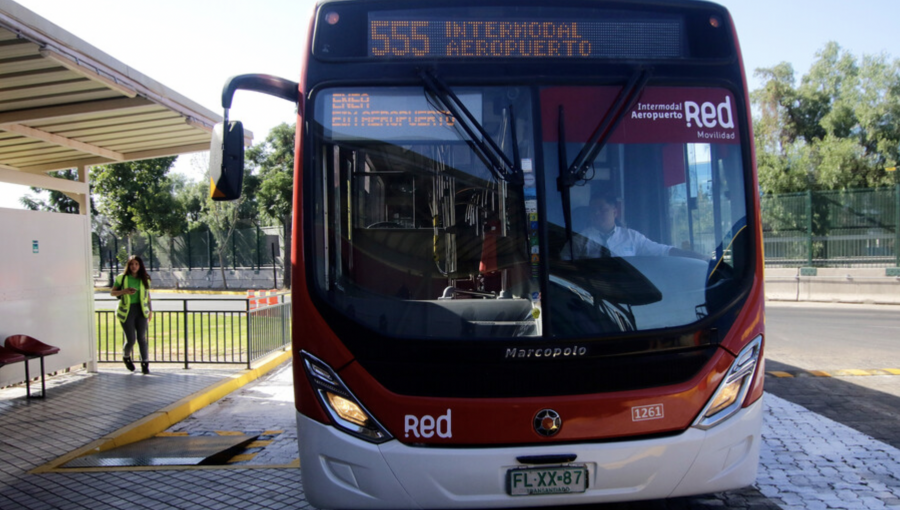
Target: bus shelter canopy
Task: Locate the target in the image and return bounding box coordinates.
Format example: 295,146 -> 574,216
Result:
0,0 -> 235,196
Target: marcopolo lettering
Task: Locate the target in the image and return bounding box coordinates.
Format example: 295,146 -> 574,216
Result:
404,409 -> 452,439
684,96 -> 734,129
505,345 -> 588,359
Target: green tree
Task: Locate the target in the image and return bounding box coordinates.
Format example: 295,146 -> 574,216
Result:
91,157 -> 185,237
170,171 -> 208,232
753,62 -> 802,154
192,152 -> 261,288
91,157 -> 187,266
752,42 -> 900,194
246,123 -> 295,288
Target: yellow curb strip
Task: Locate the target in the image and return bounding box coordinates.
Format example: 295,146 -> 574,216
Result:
767,371 -> 793,378
832,369 -> 871,377
31,350 -> 293,474
108,413 -> 176,450
227,453 -> 258,463
807,370 -> 831,377
883,368 -> 900,375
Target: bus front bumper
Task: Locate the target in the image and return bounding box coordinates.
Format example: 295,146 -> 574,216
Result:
296,397 -> 763,509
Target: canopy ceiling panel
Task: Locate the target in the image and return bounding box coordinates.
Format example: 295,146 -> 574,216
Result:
0,0 -> 231,192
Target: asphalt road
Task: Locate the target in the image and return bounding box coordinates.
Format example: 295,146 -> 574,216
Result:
765,301 -> 900,373
94,291 -> 267,312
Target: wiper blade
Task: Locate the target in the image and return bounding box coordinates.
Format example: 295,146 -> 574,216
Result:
558,68 -> 653,189
558,105 -> 576,261
557,68 -> 652,256
419,69 -> 522,185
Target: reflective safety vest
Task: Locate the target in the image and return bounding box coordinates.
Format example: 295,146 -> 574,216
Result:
114,274 -> 150,325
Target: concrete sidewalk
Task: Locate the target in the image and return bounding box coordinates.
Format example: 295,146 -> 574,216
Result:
0,354 -> 308,510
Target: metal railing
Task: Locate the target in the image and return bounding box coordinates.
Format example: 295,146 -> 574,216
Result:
95,296 -> 291,368
762,186 -> 900,268
248,300 -> 293,362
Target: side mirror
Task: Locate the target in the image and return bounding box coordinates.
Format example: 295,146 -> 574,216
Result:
209,121 -> 245,201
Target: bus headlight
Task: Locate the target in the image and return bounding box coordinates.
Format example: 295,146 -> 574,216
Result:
693,336 -> 762,430
705,376 -> 743,416
302,351 -> 393,443
326,392 -> 369,426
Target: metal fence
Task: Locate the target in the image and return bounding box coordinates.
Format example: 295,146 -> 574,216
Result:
94,188 -> 899,271
93,224 -> 284,274
762,186 -> 900,268
95,296 -> 291,368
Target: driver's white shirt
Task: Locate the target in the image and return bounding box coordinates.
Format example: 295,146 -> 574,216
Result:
562,226 -> 672,260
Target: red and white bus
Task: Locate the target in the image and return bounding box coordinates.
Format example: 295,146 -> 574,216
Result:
211,0 -> 765,507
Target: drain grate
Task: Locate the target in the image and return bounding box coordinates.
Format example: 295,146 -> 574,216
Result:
62,435 -> 259,468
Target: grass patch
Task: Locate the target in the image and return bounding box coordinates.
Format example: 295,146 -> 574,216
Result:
97,310 -> 250,363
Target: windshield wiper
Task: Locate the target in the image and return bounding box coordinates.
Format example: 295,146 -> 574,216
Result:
557,68 -> 652,253
561,68 -> 652,187
419,69 -> 523,185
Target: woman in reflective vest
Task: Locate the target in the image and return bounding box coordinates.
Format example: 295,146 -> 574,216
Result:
110,255 -> 153,374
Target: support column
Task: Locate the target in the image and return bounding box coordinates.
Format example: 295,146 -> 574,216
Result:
75,164 -> 89,216
80,164 -> 99,373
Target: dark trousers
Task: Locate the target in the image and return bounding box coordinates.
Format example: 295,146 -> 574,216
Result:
122,304 -> 149,361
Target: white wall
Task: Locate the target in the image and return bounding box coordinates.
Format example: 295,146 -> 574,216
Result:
765,267 -> 900,305
0,208 -> 94,388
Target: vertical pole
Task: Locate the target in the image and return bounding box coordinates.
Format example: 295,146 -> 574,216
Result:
257,224 -> 261,271
895,183 -> 900,267
208,230 -> 213,271
806,189 -> 813,267
149,233 -> 154,271
183,299 -> 190,369
282,297 -> 289,351
246,299 -> 253,369
272,242 -> 277,289
114,237 -> 119,274
40,356 -> 46,398
232,228 -> 237,270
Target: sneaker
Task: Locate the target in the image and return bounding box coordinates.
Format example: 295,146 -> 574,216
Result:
123,357 -> 135,372
141,362 -> 149,375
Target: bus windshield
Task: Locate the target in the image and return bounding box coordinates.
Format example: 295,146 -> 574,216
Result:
311,83 -> 749,340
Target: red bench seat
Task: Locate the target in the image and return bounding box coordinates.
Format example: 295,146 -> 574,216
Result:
4,335 -> 60,398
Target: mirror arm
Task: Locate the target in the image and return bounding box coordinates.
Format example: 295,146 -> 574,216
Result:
209,74 -> 298,203
221,74 -> 300,110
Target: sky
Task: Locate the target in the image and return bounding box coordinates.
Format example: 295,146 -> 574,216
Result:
1,0 -> 899,208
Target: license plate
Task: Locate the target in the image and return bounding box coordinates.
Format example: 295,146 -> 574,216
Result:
507,465 -> 588,496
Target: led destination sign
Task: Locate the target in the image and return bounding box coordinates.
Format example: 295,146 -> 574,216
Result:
326,90 -> 482,141
368,17 -> 684,59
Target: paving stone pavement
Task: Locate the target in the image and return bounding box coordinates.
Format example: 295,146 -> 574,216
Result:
0,364 -> 308,510
2,361 -> 900,509
164,360 -> 299,466
758,393 -> 900,510
764,363 -> 900,452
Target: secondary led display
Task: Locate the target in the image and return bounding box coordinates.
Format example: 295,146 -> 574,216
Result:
324,89 -> 483,141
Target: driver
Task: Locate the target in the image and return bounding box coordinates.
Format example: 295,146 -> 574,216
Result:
561,192 -> 704,260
